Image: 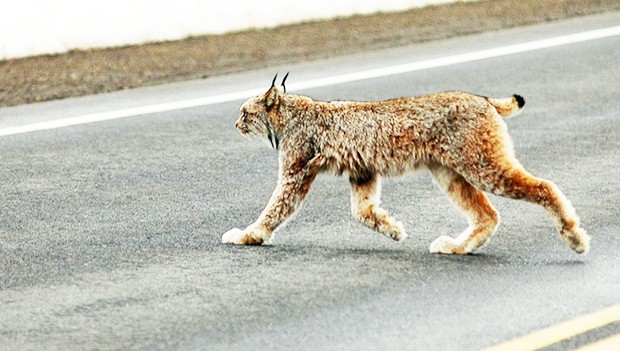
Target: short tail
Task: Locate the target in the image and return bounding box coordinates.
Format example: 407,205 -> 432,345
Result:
486,94 -> 525,118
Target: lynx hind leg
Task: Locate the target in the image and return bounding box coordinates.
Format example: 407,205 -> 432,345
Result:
350,174 -> 407,241
429,165 -> 500,255
491,167 -> 590,254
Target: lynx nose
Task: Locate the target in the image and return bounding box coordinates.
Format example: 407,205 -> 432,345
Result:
235,117 -> 248,133
235,117 -> 243,129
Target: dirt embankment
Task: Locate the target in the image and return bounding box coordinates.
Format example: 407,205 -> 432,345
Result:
1,0 -> 618,107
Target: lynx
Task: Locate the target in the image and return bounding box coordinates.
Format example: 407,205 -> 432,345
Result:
222,74 -> 590,255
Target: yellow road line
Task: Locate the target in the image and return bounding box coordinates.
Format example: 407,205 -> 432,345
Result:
572,333 -> 620,351
481,303 -> 620,351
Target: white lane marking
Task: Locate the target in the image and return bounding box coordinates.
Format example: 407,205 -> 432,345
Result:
1,25 -> 619,137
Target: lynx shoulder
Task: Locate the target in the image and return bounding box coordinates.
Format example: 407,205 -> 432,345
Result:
222,75 -> 589,255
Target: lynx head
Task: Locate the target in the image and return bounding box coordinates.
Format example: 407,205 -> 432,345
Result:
235,73 -> 289,149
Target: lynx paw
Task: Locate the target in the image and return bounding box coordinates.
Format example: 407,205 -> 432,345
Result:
566,227 -> 591,254
221,228 -> 264,245
375,217 -> 407,241
429,235 -> 468,255
391,221 -> 407,242
222,228 -> 244,244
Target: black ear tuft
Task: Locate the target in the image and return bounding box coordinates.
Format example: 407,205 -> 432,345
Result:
271,74 -> 278,88
281,72 -> 289,93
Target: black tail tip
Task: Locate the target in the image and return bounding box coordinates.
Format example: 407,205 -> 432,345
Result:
513,94 -> 525,108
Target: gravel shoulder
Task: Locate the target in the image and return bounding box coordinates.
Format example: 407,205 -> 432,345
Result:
1,0 -> 619,107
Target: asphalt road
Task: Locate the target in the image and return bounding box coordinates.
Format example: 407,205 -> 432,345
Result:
1,12 -> 619,351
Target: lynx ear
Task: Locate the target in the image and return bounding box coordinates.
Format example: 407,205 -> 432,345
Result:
265,73 -> 280,109
265,86 -> 279,109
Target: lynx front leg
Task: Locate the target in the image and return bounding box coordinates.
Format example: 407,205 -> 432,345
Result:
350,174 -> 407,241
222,155 -> 319,245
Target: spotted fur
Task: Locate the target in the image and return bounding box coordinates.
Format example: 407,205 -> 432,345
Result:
222,78 -> 590,255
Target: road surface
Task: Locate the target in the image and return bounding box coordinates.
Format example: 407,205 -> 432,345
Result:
1,12 -> 619,351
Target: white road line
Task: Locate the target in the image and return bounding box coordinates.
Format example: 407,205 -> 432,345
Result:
1,25 -> 619,137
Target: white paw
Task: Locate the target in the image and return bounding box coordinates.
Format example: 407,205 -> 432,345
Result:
393,221 -> 407,242
429,235 -> 463,254
222,228 -> 245,244
569,227 -> 591,255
